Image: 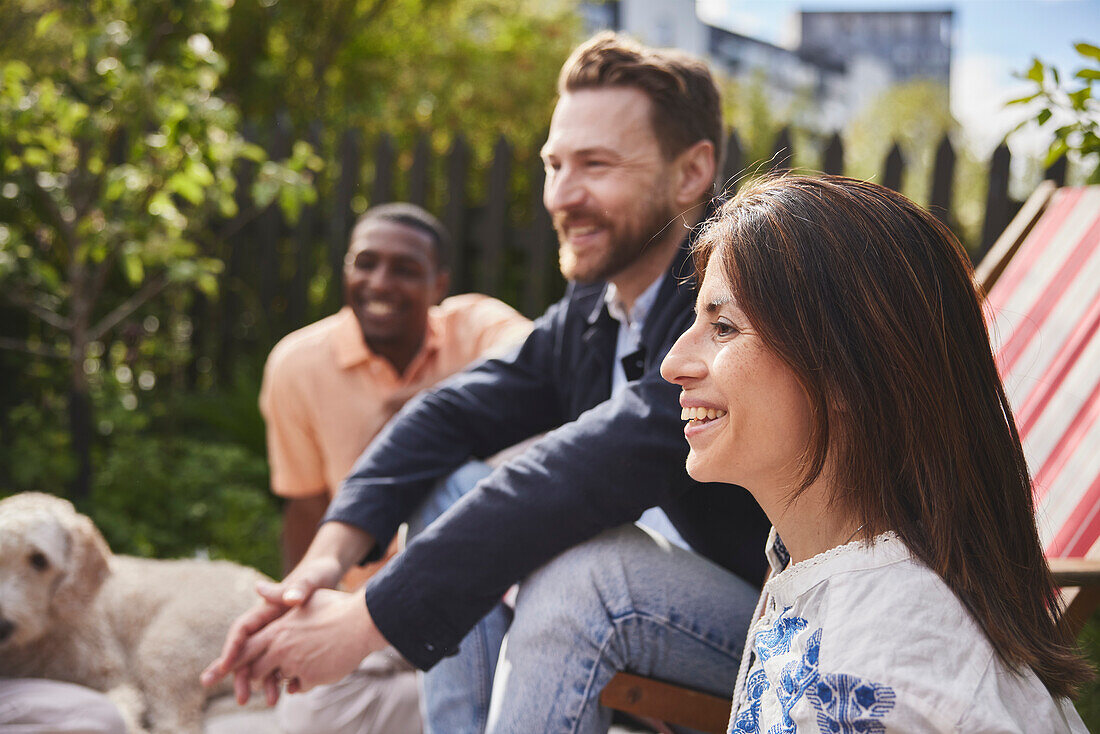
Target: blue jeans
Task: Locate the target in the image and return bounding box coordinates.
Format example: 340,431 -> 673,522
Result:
406,461 -> 506,734
408,463 -> 759,734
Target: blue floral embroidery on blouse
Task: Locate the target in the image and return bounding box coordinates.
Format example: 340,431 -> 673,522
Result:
808,673 -> 896,733
755,614 -> 807,662
731,669 -> 771,733
730,613 -> 896,734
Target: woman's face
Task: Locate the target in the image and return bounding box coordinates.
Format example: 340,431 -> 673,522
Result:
661,251 -> 815,493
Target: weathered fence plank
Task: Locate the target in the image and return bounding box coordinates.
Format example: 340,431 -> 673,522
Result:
882,143 -> 904,192
979,142 -> 1012,260
822,133 -> 844,176
479,136 -> 512,297
929,134 -> 956,224
771,127 -> 792,172
371,133 -> 396,206
443,135 -> 470,293
719,129 -> 743,193
330,128 -> 361,309
409,133 -> 431,208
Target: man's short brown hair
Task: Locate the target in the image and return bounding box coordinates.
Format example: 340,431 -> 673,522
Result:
558,31 -> 722,166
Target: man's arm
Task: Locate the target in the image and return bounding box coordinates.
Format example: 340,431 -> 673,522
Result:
282,496 -> 330,574
324,299 -> 568,562
359,358 -> 697,669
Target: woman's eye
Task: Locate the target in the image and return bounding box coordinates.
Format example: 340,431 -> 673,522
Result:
712,321 -> 737,338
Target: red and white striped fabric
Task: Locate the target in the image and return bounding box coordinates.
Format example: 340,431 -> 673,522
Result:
985,185 -> 1100,559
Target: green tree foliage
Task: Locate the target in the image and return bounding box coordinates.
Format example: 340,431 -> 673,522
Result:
844,80 -> 986,249
0,0 -> 319,496
720,70 -> 816,174
1009,42 -> 1100,183
844,80 -> 954,202
219,0 -> 579,158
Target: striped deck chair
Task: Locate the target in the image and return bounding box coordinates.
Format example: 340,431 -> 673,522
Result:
601,181 -> 1100,734
978,181 -> 1100,637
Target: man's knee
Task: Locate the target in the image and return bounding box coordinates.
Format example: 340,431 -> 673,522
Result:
0,679 -> 126,734
511,525 -> 658,627
276,652 -> 422,734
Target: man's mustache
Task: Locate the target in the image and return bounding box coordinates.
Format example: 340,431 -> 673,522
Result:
553,211 -> 610,234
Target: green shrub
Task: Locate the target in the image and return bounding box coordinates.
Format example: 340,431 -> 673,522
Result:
88,433 -> 280,578
1075,611 -> 1100,728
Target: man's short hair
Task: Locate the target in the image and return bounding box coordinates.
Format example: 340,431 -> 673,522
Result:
558,31 -> 722,166
352,203 -> 452,270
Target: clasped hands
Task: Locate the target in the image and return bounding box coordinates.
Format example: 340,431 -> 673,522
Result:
199,554 -> 386,706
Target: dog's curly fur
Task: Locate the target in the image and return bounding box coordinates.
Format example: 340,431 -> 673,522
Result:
0,492 -> 270,733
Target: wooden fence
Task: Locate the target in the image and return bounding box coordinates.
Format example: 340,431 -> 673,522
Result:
199,123 -> 1067,382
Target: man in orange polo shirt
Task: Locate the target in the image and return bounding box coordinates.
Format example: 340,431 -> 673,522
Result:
259,203 -> 531,734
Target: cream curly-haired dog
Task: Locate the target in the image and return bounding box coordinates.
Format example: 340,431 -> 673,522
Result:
0,492 -> 270,734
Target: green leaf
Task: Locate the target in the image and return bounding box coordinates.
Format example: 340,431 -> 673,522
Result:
1044,139 -> 1069,168
34,11 -> 61,38
1069,87 -> 1092,110
1027,58 -> 1045,83
167,172 -> 204,205
1076,68 -> 1100,82
1075,42 -> 1100,62
1037,109 -> 1052,125
22,147 -> 49,167
1005,91 -> 1040,106
121,252 -> 144,285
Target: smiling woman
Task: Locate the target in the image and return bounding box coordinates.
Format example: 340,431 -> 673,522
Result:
660,175 -> 1092,733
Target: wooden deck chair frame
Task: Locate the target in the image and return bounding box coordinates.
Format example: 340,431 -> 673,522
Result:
599,180 -> 1100,734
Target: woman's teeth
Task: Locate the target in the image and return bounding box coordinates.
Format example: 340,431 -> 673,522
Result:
681,407 -> 727,422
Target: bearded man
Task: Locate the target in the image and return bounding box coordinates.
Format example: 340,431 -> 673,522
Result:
204,32 -> 769,734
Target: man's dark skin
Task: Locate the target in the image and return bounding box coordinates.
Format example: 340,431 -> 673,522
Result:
280,218 -> 448,573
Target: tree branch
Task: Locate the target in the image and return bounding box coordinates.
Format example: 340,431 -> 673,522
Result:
0,336 -> 65,359
7,140 -> 80,252
88,272 -> 169,342
1,288 -> 71,331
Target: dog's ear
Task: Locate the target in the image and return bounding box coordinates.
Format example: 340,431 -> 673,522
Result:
52,510 -> 112,619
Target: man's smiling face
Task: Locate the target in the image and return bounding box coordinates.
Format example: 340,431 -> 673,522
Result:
343,219 -> 448,356
540,87 -> 678,284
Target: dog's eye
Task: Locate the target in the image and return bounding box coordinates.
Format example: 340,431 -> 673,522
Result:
28,552 -> 49,571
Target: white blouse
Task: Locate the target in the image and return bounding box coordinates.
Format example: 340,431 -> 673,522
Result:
728,530 -> 1088,734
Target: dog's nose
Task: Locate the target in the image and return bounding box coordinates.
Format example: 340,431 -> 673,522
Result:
0,617 -> 13,643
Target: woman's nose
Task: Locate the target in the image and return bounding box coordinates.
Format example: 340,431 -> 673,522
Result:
661,327 -> 706,386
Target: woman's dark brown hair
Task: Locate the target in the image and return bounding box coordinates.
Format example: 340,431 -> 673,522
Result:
694,174 -> 1091,696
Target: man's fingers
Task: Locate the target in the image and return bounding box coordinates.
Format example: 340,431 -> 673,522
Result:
258,577 -> 316,606
247,644 -> 284,686
233,666 -> 252,706
255,579 -> 288,604
201,601 -> 285,686
263,672 -> 281,707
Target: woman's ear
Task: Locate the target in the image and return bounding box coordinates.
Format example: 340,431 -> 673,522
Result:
671,139 -> 717,210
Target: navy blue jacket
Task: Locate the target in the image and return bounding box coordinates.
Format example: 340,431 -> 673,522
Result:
326,236 -> 771,670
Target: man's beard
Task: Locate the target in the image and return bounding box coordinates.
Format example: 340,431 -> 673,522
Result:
555,195 -> 677,284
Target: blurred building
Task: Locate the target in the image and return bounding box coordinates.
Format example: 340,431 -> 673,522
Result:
580,1 -> 953,132
799,10 -> 953,87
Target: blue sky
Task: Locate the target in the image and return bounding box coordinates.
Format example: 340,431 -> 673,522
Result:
697,0 -> 1100,155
